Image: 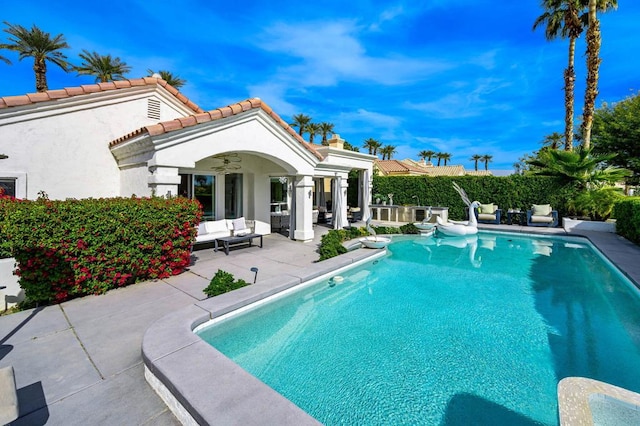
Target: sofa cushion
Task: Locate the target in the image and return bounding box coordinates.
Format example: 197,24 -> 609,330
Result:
479,204 -> 496,214
205,220 -> 229,234
531,215 -> 554,223
532,204 -> 552,216
478,213 -> 497,221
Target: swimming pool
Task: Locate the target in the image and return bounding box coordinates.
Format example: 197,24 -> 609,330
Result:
195,232 -> 640,425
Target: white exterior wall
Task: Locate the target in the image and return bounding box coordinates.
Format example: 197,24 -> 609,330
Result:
0,87 -> 194,200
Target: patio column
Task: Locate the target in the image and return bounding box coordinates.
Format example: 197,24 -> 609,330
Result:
293,175 -> 314,242
147,166 -> 181,197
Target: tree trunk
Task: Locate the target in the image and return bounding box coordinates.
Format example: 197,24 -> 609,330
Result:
34,57 -> 48,92
564,37 -> 576,151
582,0 -> 601,150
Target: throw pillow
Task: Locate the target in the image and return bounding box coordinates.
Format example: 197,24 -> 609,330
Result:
232,217 -> 248,234
532,204 -> 552,216
480,204 -> 496,214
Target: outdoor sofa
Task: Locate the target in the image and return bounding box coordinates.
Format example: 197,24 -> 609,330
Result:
195,217 -> 270,244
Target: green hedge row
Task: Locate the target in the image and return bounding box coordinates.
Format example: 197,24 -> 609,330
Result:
613,198 -> 640,244
0,196 -> 201,304
372,175 -> 580,220
318,224 -> 419,261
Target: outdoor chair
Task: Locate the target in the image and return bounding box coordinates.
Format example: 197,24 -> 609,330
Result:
526,204 -> 558,227
474,203 -> 502,224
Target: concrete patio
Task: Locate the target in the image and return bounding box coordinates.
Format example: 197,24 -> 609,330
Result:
1,223 -> 639,425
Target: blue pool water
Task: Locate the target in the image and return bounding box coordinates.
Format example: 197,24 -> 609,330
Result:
196,233 -> 640,425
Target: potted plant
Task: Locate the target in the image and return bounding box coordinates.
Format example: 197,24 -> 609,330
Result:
373,194 -> 388,205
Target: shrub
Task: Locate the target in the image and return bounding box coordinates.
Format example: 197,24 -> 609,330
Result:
614,197 -> 640,245
203,269 -> 249,297
1,196 -> 201,304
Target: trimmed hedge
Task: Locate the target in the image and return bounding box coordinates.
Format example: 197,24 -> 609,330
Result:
613,198 -> 640,244
372,175 -> 580,220
318,224 -> 418,261
0,196 -> 201,304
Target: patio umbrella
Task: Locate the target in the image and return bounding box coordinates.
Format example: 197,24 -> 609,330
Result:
333,176 -> 348,230
362,170 -> 371,223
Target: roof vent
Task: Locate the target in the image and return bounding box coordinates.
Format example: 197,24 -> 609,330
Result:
147,99 -> 161,120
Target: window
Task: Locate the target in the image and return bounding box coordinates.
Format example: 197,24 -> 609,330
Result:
0,178 -> 16,197
194,175 -> 216,220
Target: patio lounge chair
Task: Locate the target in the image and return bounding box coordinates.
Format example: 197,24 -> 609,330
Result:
526,204 -> 558,227
474,203 -> 502,224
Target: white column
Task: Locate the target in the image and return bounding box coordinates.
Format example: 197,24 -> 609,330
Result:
293,175 -> 314,242
147,166 -> 181,197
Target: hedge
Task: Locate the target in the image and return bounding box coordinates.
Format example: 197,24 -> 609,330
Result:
0,195 -> 201,304
613,198 -> 640,244
372,175 -> 580,220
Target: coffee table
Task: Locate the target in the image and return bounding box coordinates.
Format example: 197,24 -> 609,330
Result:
214,234 -> 263,255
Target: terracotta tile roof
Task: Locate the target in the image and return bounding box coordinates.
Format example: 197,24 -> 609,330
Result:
423,165 -> 466,176
109,98 -> 323,160
375,159 -> 427,175
0,77 -> 203,113
465,170 -> 493,176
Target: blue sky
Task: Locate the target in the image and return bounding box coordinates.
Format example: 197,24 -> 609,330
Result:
1,1 -> 638,174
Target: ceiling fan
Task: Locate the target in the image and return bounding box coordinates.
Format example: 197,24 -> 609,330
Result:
210,153 -> 241,173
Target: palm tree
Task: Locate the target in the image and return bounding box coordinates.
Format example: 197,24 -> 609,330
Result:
534,1 -> 617,151
0,22 -> 70,92
441,153 -> 452,166
435,152 -> 444,166
481,154 -> 493,170
75,50 -> 131,82
419,150 -> 436,163
147,69 -> 186,88
582,0 -> 617,149
290,114 -> 311,136
470,154 -> 482,171
306,123 -> 321,144
319,122 -> 335,145
541,132 -> 564,151
534,0 -> 584,151
363,138 -> 382,156
380,145 -> 397,160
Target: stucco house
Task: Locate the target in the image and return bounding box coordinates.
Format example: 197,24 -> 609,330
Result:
0,78 -> 375,242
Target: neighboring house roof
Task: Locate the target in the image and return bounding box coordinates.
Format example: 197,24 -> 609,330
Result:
376,159 -> 492,177
375,159 -> 427,175
109,97 -> 324,160
0,77 -> 203,113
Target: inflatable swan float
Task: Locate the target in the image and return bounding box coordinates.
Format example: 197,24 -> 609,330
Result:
436,182 -> 479,236
360,218 -> 391,249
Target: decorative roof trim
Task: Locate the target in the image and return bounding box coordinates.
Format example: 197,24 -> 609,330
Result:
0,78 -> 203,113
108,98 -> 323,160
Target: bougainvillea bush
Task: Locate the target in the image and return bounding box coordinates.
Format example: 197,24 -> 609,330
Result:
1,195 -> 201,304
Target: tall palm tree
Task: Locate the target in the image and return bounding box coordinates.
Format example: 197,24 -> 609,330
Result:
470,154 -> 482,171
0,22 -> 70,92
380,145 -> 397,160
441,153 -> 452,166
290,114 -> 311,136
75,50 -> 131,82
319,122 -> 334,145
481,154 -> 493,170
435,152 -> 444,166
306,123 -> 321,144
534,1 -> 617,151
147,69 -> 186,88
582,0 -> 617,149
534,0 -> 584,151
363,138 -> 382,156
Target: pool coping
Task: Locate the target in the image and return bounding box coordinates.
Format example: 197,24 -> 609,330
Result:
558,377 -> 640,425
142,229 -> 640,425
142,246 -> 385,425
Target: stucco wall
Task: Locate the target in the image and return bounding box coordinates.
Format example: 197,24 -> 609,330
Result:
0,88 -> 192,200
